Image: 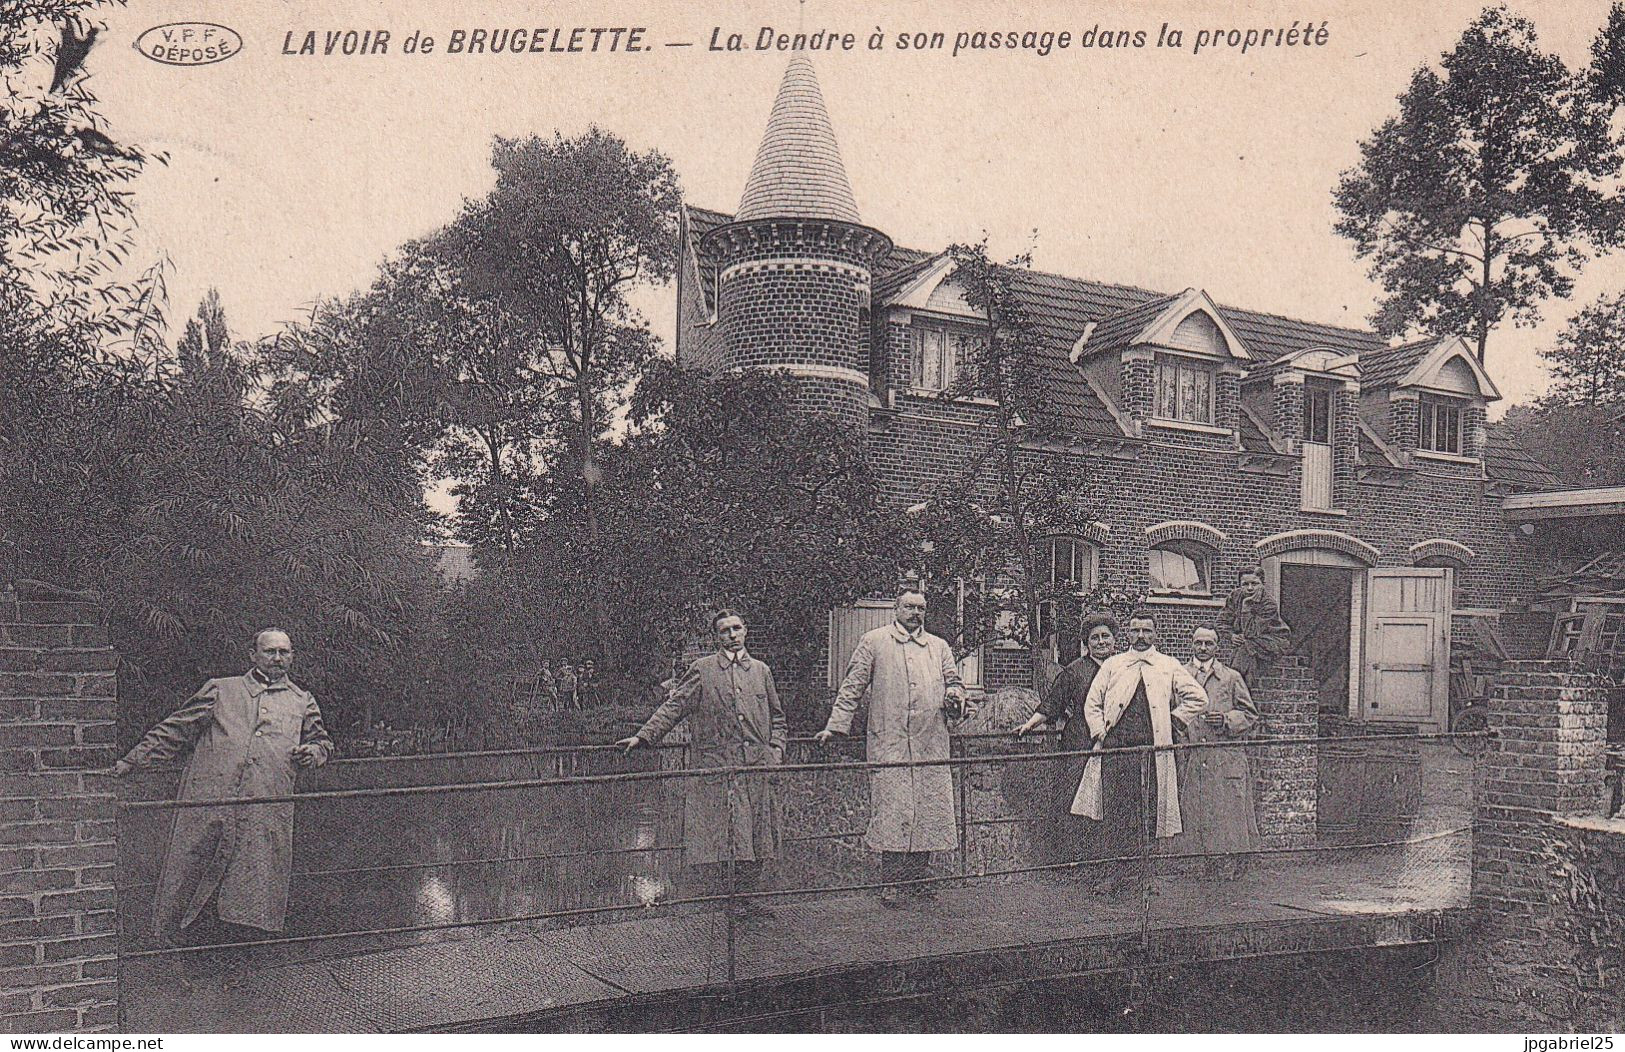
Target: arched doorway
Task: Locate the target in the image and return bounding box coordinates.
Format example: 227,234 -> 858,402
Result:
1261,547 -> 1369,721
1256,530 -> 1452,730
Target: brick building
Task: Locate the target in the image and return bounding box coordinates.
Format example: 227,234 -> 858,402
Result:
676,55 -> 1559,731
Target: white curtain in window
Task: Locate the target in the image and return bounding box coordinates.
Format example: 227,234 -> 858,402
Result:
1155,360 -> 1179,418
1155,357 -> 1213,423
923,328 -> 945,389
1148,546 -> 1206,592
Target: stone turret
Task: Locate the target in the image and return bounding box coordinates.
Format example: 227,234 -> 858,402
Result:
700,55 -> 892,432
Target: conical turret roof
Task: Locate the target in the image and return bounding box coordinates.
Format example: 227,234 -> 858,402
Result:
736,55 -> 861,224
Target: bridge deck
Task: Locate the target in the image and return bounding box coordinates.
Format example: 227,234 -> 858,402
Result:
122,835 -> 1468,1032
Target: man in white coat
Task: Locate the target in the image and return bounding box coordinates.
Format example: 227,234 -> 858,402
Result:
815,589 -> 974,908
1072,610 -> 1208,899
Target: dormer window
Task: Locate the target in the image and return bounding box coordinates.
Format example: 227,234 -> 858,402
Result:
1153,354 -> 1215,425
1418,395 -> 1464,455
911,322 -> 980,392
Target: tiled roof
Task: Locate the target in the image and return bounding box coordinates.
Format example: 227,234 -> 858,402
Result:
1239,406 -> 1277,454
1484,424 -> 1560,490
1356,427 -> 1389,467
1078,294 -> 1179,357
1001,268 -> 1165,436
1357,338 -> 1437,389
736,56 -> 861,224
685,204 -> 1540,451
870,253 -> 942,305
687,205 -> 732,241
1221,311 -> 1387,365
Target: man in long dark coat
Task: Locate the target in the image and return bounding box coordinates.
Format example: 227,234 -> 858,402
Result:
618,610 -> 786,918
114,628 -> 332,943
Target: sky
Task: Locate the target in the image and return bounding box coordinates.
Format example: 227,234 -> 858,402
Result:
90,0 -> 1625,421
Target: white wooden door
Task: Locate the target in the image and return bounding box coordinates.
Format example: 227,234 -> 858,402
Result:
1301,441 -> 1333,510
1362,567 -> 1451,728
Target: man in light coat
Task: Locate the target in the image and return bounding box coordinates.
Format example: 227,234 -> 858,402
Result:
1176,627 -> 1262,878
816,589 -> 974,908
618,610 -> 786,918
1072,611 -> 1207,899
114,628 -> 332,943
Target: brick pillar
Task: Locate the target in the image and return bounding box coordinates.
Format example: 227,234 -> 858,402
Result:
1331,385 -> 1359,509
1121,352 -> 1154,431
1473,661 -> 1609,908
1250,655 -> 1318,849
1462,402 -> 1488,460
1215,369 -> 1242,441
0,581 -> 118,1033
1271,377 -> 1304,452
1386,392 -> 1419,456
1432,660 -> 1615,1030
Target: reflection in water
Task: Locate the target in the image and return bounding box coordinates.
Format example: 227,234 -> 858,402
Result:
627,801 -> 666,906
118,750 -> 686,953
415,873 -> 456,927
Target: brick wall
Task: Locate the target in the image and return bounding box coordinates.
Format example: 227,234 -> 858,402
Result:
1463,403 -> 1487,460
1121,355 -> 1155,429
1432,660 -> 1620,1031
1271,379 -> 1303,450
1250,656 -> 1319,848
1472,663 -> 1610,905
1387,393 -> 1419,455
877,316 -> 911,394
869,400 -> 1542,618
1332,386 -> 1359,509
701,217 -> 891,434
0,582 -> 118,1033
1215,371 -> 1242,440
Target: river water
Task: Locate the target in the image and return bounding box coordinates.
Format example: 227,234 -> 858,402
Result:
118,748 -> 688,951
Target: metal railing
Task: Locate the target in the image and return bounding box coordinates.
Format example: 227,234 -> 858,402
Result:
115,729 -> 1481,996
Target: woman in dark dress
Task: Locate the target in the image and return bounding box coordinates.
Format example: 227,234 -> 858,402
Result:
1017,614 -> 1120,864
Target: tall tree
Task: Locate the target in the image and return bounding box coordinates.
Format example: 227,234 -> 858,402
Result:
1592,1 -> 1625,107
603,361 -> 907,677
425,129 -> 680,665
1333,6 -> 1625,365
0,0 -> 157,340
1541,291 -> 1625,406
5,290 -> 436,741
262,248 -> 554,552
910,241 -> 1104,687
1499,400 -> 1625,488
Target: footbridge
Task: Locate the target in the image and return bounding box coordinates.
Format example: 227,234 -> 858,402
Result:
116,730 -> 1476,1032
